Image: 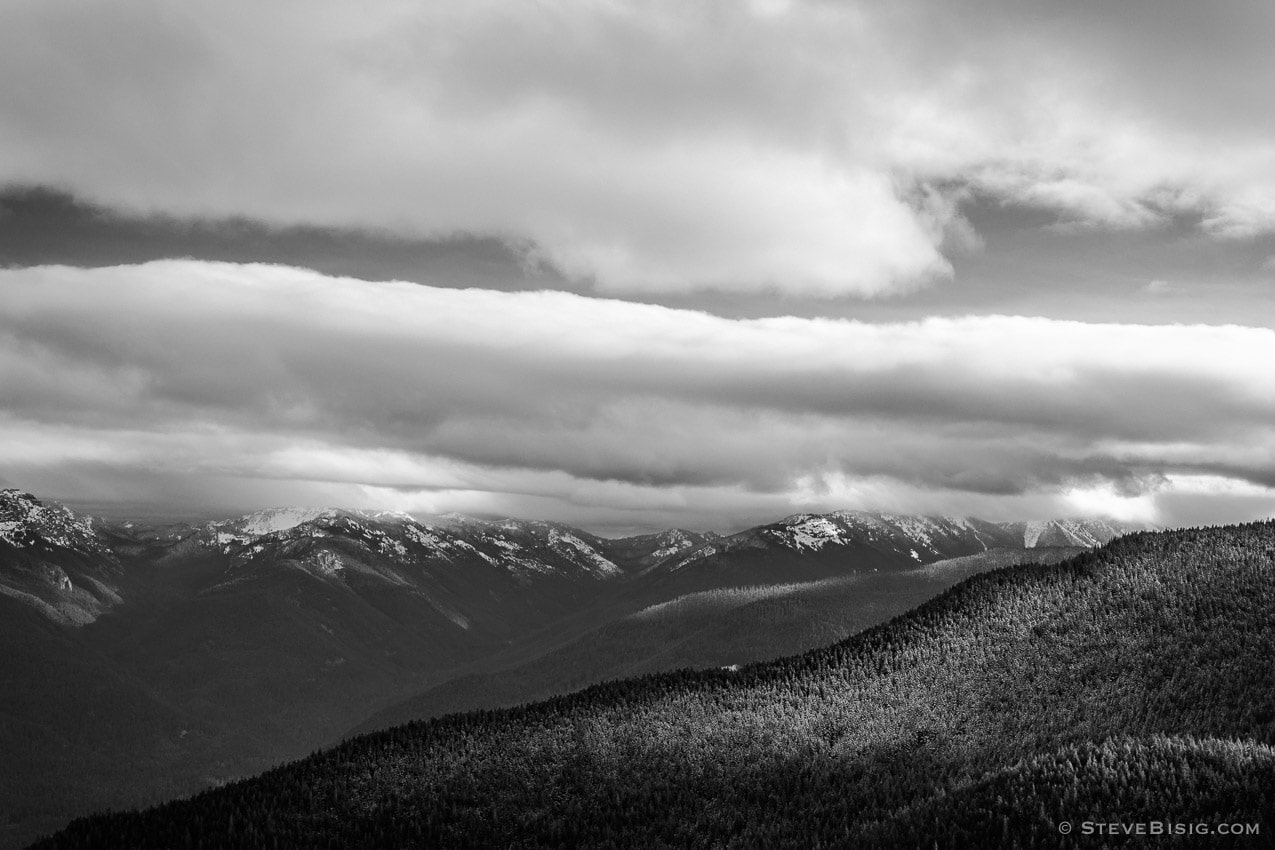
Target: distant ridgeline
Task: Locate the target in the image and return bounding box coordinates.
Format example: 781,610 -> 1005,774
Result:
35,523 -> 1275,848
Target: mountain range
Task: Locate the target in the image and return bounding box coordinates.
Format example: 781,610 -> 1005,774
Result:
1,488 -> 1132,629
1,487 -> 1138,848
29,519 -> 1275,849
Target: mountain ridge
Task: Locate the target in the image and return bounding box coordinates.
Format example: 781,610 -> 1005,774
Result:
1,487 -> 1144,627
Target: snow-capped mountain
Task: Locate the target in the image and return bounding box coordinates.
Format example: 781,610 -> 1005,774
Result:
0,489 -> 122,625
659,511 -> 1017,573
596,528 -> 722,572
434,515 -> 625,579
0,488 -> 105,553
197,510 -> 629,589
1,487 -> 1144,627
210,507 -> 336,540
1007,518 -> 1138,548
657,511 -> 1142,575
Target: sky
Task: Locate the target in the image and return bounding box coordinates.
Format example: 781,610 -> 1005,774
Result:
1,0 -> 1273,534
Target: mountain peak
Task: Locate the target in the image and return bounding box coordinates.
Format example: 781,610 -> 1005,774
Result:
0,489 -> 121,625
0,488 -> 99,552
353,509 -> 417,524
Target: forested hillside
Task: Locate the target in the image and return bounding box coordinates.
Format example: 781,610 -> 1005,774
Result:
37,523 -> 1275,848
356,546 -> 1083,734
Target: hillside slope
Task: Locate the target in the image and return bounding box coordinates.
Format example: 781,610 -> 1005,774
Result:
355,546 -> 1083,734
36,523 -> 1275,849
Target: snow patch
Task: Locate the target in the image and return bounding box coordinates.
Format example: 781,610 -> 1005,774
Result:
668,545 -> 716,571
0,490 -> 101,552
237,507 -> 332,536
547,528 -> 621,576
879,515 -> 942,551
779,515 -> 846,551
404,524 -> 451,550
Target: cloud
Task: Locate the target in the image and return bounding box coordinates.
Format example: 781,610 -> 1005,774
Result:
2,261 -> 1273,529
2,1 -> 1274,297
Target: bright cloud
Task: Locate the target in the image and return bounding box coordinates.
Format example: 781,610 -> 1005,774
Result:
1063,483 -> 1160,525
2,261 -> 1272,529
2,1 -> 1274,297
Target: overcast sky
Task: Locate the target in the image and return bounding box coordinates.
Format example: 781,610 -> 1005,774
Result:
2,0 -> 1273,533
